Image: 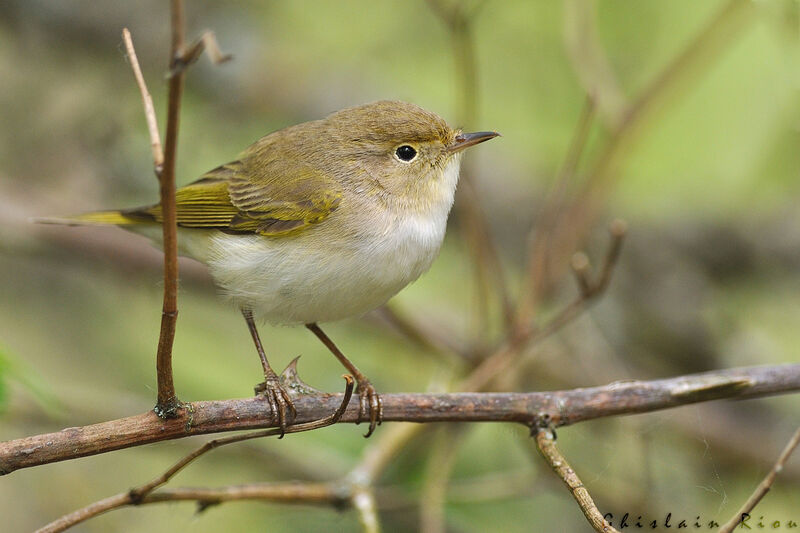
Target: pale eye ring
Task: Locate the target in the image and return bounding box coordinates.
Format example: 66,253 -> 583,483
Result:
395,145 -> 417,162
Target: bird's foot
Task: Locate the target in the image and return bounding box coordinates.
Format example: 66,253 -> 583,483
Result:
254,374 -> 296,438
355,379 -> 383,438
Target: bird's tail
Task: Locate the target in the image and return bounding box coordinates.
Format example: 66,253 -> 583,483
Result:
32,209 -> 152,227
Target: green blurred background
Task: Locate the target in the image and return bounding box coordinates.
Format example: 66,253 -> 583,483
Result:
1,0 -> 799,531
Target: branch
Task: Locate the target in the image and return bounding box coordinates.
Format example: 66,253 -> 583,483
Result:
427,0 -> 514,333
37,482 -> 344,533
3,363 -> 798,475
518,95 -> 597,324
533,427 -> 619,533
169,30 -> 232,76
420,426 -> 466,533
371,304 -> 471,362
351,486 -> 381,533
132,1 -> 227,417
151,0 -> 185,416
555,0 -> 755,275
36,376 -> 354,533
562,0 -> 627,129
463,219 -> 626,392
122,29 -> 163,169
718,426 -> 800,533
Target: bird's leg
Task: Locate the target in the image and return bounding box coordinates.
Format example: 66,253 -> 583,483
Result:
305,323 -> 383,437
242,309 -> 296,437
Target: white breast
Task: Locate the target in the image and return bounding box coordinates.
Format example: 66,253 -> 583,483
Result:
182,157 -> 461,325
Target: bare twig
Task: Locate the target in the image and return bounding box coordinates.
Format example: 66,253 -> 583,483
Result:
420,426 -> 467,533
40,467 -> 548,533
170,30 -> 232,76
533,427 -> 620,533
150,0 -> 229,418
352,486 -> 382,533
152,0 -> 186,416
134,375 -> 353,499
36,376 -> 354,533
555,0 -> 755,277
124,10 -> 183,416
371,305 -> 471,362
463,219 -> 626,392
563,0 -> 628,128
122,29 -> 163,169
518,95 -> 597,324
3,363 -> 799,475
37,481 -> 345,533
718,427 -> 800,533
427,0 -> 514,335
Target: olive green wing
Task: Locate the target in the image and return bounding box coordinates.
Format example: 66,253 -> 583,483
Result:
133,160 -> 341,237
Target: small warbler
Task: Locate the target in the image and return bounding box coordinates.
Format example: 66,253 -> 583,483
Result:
40,100 -> 499,436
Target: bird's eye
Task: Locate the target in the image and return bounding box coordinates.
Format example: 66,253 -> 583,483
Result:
395,145 -> 417,162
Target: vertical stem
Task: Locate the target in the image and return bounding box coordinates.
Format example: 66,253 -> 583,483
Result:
429,0 -> 514,341
554,0 -> 754,278
154,0 -> 186,415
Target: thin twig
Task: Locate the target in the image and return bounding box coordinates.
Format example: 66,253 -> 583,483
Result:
533,427 -> 620,533
562,0 -> 628,128
151,0 -> 229,417
351,486 -> 382,533
170,30 -> 232,76
122,29 -> 163,169
420,426 -> 467,533
371,305 -> 471,362
36,377 -> 354,533
4,363 -> 799,475
153,0 -> 186,416
303,217 -> 627,521
427,0 -> 514,335
518,95 -> 597,324
37,482 -> 344,533
718,427 -> 800,533
555,0 -> 755,278
463,219 -> 626,392
132,375 -> 353,499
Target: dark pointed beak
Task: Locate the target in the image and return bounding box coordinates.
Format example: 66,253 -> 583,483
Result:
448,131 -> 500,153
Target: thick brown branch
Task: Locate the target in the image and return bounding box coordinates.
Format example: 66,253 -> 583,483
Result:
2,364 -> 798,475
36,377 -> 354,533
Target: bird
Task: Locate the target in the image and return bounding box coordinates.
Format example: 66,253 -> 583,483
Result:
38,100 -> 499,437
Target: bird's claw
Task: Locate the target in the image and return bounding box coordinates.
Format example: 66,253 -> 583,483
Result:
356,380 -> 383,438
254,375 -> 296,438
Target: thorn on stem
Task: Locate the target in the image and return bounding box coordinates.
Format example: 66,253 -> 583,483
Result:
280,355 -> 324,395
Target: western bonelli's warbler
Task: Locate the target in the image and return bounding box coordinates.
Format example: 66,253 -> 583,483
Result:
40,100 -> 499,436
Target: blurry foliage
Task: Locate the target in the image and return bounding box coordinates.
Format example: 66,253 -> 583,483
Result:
0,345 -> 61,417
0,349 -> 7,414
0,1 -> 799,532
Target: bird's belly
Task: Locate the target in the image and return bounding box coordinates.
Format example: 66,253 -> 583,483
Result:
198,216 -> 444,324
